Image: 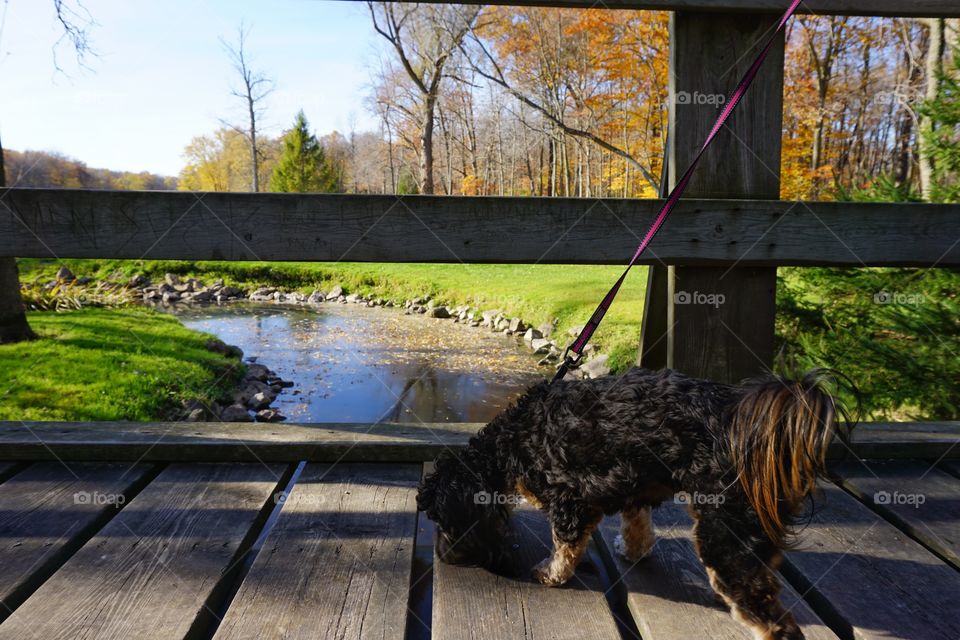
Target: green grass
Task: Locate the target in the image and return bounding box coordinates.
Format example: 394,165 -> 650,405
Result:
0,307 -> 244,421
19,259 -> 648,372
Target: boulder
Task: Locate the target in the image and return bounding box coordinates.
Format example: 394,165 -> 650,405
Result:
325,285 -> 343,300
346,293 -> 363,303
256,409 -> 286,422
581,354 -> 611,379
530,338 -> 554,354
428,306 -> 451,319
129,274 -> 150,288
55,265 -> 76,282
307,291 -> 324,304
245,363 -> 271,381
220,404 -> 253,422
164,273 -> 180,286
481,310 -> 500,327
162,291 -> 180,303
248,392 -> 273,410
219,285 -> 243,298
186,408 -> 206,422
508,318 -> 526,333
523,328 -> 543,343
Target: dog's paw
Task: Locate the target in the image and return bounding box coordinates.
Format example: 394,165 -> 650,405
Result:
615,534 -> 652,562
531,558 -> 566,587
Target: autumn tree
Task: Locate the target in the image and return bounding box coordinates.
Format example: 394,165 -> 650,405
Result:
368,2 -> 480,194
222,23 -> 274,192
270,111 -> 336,193
179,128 -> 279,192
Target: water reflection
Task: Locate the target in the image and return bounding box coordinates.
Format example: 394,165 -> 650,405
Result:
173,303 -> 543,423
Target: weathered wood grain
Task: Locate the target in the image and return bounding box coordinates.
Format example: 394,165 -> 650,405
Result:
665,11 -> 783,383
432,503 -> 623,640
0,463 -> 286,640
0,462 -> 22,484
213,463 -> 419,640
831,459 -> 960,570
595,504 -> 837,639
0,463 -> 155,618
2,188 -> 958,266
780,482 -> 960,640
363,0 -> 960,18
0,421 -> 955,461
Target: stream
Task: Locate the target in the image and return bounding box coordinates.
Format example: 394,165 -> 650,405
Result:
172,302 -> 544,423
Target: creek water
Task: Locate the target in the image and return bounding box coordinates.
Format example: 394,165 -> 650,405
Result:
172,302 -> 544,423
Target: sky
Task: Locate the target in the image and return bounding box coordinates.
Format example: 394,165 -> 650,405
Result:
0,0 -> 382,176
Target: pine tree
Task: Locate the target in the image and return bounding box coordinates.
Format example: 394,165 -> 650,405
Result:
269,111 -> 335,193
920,46 -> 960,203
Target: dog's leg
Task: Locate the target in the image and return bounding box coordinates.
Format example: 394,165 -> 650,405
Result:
693,510 -> 803,640
615,505 -> 655,561
532,501 -> 601,587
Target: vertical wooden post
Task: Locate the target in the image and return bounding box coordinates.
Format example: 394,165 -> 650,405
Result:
640,11 -> 784,382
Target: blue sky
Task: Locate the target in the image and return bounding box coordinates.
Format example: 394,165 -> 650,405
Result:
0,0 -> 381,176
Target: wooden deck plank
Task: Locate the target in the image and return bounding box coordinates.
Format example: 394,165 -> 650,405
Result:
780,482 -> 960,640
0,462 -> 22,484
3,188 -> 960,266
432,503 -> 623,640
0,463 -> 287,640
0,421 -> 955,462
0,463 -> 155,618
831,459 -> 960,570
213,463 -> 419,640
595,504 -> 837,640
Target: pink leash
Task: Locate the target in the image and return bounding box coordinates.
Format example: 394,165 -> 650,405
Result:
553,0 -> 802,383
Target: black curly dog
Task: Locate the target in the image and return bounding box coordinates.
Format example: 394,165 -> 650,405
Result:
417,367 -> 852,640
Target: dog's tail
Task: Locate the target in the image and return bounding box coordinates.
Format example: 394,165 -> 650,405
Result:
728,369 -> 855,546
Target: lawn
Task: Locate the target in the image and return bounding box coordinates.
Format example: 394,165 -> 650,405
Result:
19,259 -> 649,371
0,307 -> 243,421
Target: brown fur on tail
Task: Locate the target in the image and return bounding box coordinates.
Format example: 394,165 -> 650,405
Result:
728,370 -> 853,547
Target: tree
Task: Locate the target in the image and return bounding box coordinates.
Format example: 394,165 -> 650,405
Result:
222,23 -> 273,193
368,2 -> 480,195
921,45 -> 960,202
269,111 -> 335,193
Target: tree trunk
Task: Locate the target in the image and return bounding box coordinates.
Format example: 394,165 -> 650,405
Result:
420,97 -> 436,195
920,18 -> 945,202
248,94 -> 259,192
0,132 -> 37,344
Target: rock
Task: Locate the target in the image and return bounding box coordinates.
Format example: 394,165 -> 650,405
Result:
76,276 -> 94,285
164,273 -> 180,286
530,338 -> 554,354
469,320 -> 481,327
523,328 -> 543,343
220,404 -> 253,422
245,363 -> 271,381
55,265 -> 76,282
186,408 -> 206,422
162,291 -> 180,303
307,291 -> 324,304
326,285 -> 343,300
568,325 -> 584,338
212,278 -> 225,289
508,318 -> 526,333
205,339 -> 243,359
495,318 -> 510,331
428,306 -> 451,319
481,310 -> 500,327
581,354 -> 611,379
191,290 -> 214,303
539,322 -> 556,338
345,293 -> 363,303
256,409 -> 286,422
248,392 -> 273,410
219,285 -> 243,298
251,287 -> 276,300
142,290 -> 160,300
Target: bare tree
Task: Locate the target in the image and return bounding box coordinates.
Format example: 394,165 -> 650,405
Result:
222,23 -> 273,192
368,2 -> 480,195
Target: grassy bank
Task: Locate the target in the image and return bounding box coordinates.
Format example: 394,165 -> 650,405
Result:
19,259 -> 648,372
0,307 -> 243,421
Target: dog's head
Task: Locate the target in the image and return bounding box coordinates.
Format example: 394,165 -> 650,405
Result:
417,447 -> 516,574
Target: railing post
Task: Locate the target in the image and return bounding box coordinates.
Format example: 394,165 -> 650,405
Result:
640,10 -> 785,382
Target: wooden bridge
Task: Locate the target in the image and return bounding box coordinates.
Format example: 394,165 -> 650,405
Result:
1,0 -> 959,638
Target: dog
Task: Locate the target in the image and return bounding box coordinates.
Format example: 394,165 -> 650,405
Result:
417,367 -> 853,640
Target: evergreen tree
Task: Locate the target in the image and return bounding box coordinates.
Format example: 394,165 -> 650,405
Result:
920,46 -> 960,203
269,111 -> 335,192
